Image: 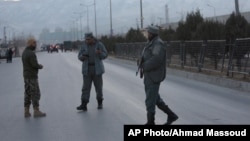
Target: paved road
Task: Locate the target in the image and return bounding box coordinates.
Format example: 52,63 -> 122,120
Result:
0,51 -> 250,141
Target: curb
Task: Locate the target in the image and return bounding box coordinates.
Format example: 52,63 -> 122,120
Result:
109,56 -> 250,93
167,68 -> 250,93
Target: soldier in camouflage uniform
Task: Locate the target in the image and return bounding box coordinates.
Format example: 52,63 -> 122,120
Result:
139,25 -> 178,125
22,38 -> 46,118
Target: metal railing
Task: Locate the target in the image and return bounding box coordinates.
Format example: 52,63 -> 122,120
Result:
115,38 -> 250,79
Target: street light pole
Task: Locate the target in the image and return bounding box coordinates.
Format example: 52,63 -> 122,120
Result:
176,11 -> 184,22
75,19 -> 79,40
86,6 -> 89,32
158,17 -> 163,26
94,0 -> 97,37
4,26 -> 7,46
79,13 -> 83,40
74,12 -> 83,40
207,4 -> 216,18
80,4 -> 94,33
140,0 -> 143,29
235,0 -> 240,15
110,0 -> 113,36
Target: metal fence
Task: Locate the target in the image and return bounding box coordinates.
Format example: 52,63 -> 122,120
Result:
115,38 -> 250,79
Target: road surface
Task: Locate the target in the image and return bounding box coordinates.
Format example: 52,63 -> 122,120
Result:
0,51 -> 249,141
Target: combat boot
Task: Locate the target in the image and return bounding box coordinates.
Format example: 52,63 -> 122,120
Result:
145,113 -> 155,125
165,113 -> 178,125
24,107 -> 31,118
157,103 -> 178,125
97,100 -> 103,109
76,104 -> 87,111
33,107 -> 46,117
76,100 -> 87,111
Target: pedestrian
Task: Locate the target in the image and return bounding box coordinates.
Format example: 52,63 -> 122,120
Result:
77,32 -> 108,111
138,25 -> 178,125
8,48 -> 13,63
21,38 -> 46,118
6,48 -> 10,63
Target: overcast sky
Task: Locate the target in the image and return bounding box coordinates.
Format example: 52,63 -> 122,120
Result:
0,0 -> 250,39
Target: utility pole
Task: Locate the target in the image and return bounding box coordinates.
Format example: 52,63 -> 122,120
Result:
235,0 -> 240,15
140,0 -> 143,29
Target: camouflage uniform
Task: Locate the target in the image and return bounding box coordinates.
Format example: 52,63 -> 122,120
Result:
22,42 -> 46,117
24,79 -> 41,107
22,47 -> 43,108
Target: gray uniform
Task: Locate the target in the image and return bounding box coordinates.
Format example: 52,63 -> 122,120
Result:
78,40 -> 108,104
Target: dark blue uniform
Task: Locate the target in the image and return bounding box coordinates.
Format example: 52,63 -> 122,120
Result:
141,26 -> 178,125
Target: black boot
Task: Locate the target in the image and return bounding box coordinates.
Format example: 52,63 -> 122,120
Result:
157,103 -> 178,125
76,100 -> 87,111
97,100 -> 103,109
145,113 -> 155,125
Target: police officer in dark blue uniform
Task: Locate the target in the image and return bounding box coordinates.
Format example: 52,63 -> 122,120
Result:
140,25 -> 178,125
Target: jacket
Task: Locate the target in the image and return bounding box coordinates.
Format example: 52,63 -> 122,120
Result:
78,40 -> 108,75
142,36 -> 167,83
22,47 -> 42,79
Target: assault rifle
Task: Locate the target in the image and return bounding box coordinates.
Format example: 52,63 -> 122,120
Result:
136,57 -> 144,78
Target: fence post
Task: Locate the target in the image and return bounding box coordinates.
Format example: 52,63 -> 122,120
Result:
166,41 -> 171,67
180,41 -> 185,69
227,38 -> 236,77
198,40 -> 207,72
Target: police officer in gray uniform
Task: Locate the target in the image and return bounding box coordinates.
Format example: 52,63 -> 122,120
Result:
77,32 -> 108,111
140,25 -> 178,125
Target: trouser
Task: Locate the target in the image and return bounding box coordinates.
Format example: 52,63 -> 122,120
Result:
144,76 -> 166,115
81,74 -> 103,103
24,79 -> 41,107
9,56 -> 12,63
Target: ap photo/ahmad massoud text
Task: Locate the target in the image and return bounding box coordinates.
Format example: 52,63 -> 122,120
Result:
124,125 -> 249,138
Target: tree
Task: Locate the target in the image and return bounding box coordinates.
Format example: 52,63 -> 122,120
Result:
160,26 -> 175,41
100,35 -> 126,54
196,20 -> 225,40
125,28 -> 146,42
225,12 -> 248,40
247,23 -> 250,37
175,10 -> 204,40
175,21 -> 190,41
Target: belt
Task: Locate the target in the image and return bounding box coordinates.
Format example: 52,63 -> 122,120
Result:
88,63 -> 95,66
